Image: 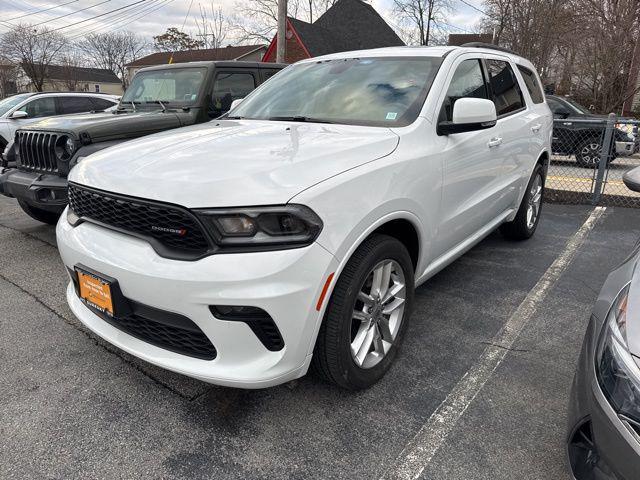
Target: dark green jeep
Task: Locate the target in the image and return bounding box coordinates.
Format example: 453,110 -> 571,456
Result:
0,60 -> 284,224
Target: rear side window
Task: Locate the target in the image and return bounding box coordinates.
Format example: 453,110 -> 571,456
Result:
60,97 -> 96,114
90,98 -> 117,110
210,72 -> 256,117
517,65 -> 544,104
441,59 -> 489,122
486,59 -> 525,116
23,97 -> 57,118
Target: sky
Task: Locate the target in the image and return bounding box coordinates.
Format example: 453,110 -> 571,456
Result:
0,0 -> 488,45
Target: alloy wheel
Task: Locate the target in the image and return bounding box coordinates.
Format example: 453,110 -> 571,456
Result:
350,259 -> 406,369
580,143 -> 601,166
526,173 -> 543,230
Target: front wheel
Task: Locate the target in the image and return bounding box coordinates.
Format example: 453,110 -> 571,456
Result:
500,164 -> 545,240
17,199 -> 61,225
312,234 -> 415,390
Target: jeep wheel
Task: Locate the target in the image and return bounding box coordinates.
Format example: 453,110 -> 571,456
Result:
312,234 -> 414,390
17,199 -> 61,226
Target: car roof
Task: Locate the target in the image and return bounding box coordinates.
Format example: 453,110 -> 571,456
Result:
138,61 -> 287,73
302,45 -> 535,68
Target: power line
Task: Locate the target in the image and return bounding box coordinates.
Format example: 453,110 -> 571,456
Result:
6,0 -> 80,21
31,0 -> 112,27
458,0 -> 489,16
67,0 -> 172,40
42,0 -> 148,34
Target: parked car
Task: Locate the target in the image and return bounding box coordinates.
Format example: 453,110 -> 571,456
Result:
547,94 -> 636,167
0,92 -> 118,154
0,61 -> 284,225
567,167 -> 640,480
56,44 -> 552,390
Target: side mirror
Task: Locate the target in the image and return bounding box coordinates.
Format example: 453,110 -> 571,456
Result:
10,110 -> 28,119
437,98 -> 497,135
230,98 -> 244,111
623,166 -> 640,193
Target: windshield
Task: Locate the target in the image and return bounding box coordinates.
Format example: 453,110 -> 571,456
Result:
230,57 -> 443,127
0,94 -> 32,117
121,67 -> 206,107
563,97 -> 591,115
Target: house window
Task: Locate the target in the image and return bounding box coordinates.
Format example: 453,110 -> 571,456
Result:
94,84 -> 100,93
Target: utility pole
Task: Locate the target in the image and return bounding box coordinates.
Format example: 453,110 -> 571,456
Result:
276,0 -> 287,63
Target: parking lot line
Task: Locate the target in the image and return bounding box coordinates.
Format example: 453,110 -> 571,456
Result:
379,206 -> 607,480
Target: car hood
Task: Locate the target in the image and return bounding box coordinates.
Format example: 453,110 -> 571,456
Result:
18,110 -> 186,143
70,119 -> 400,207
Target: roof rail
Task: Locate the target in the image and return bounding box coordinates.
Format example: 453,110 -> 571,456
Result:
461,42 -> 517,55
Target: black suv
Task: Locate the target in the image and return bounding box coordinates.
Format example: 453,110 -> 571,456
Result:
0,61 -> 284,224
547,94 -> 636,168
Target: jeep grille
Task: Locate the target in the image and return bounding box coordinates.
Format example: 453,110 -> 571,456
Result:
16,131 -> 59,173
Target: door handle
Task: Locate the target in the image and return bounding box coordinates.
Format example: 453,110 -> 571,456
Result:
488,137 -> 503,148
531,123 -> 542,133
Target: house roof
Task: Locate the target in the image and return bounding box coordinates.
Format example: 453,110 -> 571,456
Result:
448,33 -> 494,46
126,45 -> 266,67
43,65 -> 120,83
277,0 -> 404,59
312,0 -> 404,53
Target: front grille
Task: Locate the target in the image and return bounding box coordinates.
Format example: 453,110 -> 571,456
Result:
16,131 -> 60,172
68,183 -> 211,259
106,310 -> 217,360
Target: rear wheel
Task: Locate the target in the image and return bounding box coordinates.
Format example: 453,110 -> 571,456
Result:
312,234 -> 414,390
500,164 -> 544,240
17,199 -> 61,225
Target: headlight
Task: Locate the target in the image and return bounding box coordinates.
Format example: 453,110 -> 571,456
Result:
65,137 -> 76,156
195,205 -> 322,250
596,283 -> 640,425
54,136 -> 75,160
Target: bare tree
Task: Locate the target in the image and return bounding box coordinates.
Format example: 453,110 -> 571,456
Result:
195,3 -> 228,49
1,24 -> 66,92
80,31 -> 148,89
58,50 -> 86,91
392,0 -> 451,46
230,0 -> 335,44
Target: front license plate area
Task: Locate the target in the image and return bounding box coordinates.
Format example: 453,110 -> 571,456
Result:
76,268 -> 115,317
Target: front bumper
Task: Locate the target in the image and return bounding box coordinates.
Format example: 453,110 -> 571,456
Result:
57,211 -> 338,388
615,141 -> 635,157
0,168 -> 68,213
567,315 -> 640,480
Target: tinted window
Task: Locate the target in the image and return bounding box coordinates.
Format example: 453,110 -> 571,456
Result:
262,69 -> 280,81
210,72 -> 256,117
441,59 -> 488,122
231,57 -> 443,127
546,97 -> 566,115
23,97 -> 57,118
60,96 -> 96,114
517,65 -> 544,104
486,59 -> 524,115
90,98 -> 116,111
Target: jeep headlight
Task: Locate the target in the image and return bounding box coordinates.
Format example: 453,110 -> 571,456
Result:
54,135 -> 75,160
596,283 -> 640,425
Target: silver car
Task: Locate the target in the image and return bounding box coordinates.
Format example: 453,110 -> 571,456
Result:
0,92 -> 118,154
567,167 -> 640,479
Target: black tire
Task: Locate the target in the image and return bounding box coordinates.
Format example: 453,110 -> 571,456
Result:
312,234 -> 415,390
17,199 -> 61,225
500,163 -> 545,241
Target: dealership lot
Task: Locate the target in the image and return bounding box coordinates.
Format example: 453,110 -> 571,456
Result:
1,195 -> 638,479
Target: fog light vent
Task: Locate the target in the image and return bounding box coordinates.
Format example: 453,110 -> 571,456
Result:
210,305 -> 284,351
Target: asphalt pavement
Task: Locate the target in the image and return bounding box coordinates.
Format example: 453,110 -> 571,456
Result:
1,195 -> 638,479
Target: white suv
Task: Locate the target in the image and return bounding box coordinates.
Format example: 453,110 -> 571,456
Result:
57,45 -> 552,390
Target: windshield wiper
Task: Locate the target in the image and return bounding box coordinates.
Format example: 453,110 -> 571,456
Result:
268,116 -> 336,124
145,100 -> 168,112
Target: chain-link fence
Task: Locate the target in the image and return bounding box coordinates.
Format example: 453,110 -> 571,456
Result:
546,114 -> 640,207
